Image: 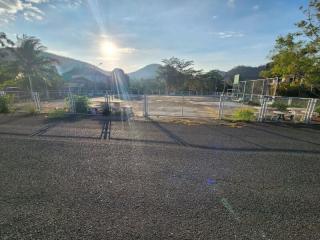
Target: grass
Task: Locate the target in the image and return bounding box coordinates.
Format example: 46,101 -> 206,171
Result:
47,109 -> 67,119
233,108 -> 256,122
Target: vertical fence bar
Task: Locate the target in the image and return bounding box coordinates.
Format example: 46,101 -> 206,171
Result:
258,96 -> 268,122
250,82 -> 254,101
218,94 -> 224,120
304,99 -> 312,123
143,94 -> 148,117
182,92 -> 184,117
242,81 -> 247,102
305,99 -> 317,124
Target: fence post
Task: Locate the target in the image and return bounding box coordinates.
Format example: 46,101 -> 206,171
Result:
143,94 -> 148,118
242,81 -> 247,101
304,99 -> 317,124
258,96 -> 268,122
218,94 -> 224,120
32,92 -> 41,113
250,82 -> 255,101
182,92 -> 184,117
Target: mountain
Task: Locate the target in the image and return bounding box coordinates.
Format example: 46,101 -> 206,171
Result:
0,49 -> 113,83
128,64 -> 161,80
223,65 -> 267,85
44,52 -> 112,82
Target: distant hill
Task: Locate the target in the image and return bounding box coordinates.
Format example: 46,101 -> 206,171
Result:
223,65 -> 267,85
128,64 -> 161,80
44,53 -> 112,82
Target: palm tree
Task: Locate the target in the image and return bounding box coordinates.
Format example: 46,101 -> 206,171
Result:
0,32 -> 14,48
10,35 -> 56,96
0,32 -> 14,58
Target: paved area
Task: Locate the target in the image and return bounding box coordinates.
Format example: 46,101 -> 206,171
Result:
0,115 -> 319,239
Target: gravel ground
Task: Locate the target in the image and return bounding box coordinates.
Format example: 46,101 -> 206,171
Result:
0,115 -> 319,239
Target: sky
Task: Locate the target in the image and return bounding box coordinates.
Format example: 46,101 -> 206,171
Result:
0,0 -> 307,73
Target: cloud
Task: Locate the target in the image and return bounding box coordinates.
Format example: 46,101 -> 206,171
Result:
253,5 -> 260,11
212,15 -> 218,20
227,0 -> 235,8
118,47 -> 136,54
0,0 -> 82,25
211,31 -> 245,39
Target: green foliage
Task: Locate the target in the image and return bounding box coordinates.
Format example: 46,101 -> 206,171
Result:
66,95 -> 90,113
263,0 -> 320,89
271,102 -> 288,111
0,95 -> 12,113
315,106 -> 320,114
156,57 -> 223,94
157,57 -> 201,93
130,78 -> 166,94
233,108 -> 256,121
1,33 -> 63,92
48,109 -> 66,119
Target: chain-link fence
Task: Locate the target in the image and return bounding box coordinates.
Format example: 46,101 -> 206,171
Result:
1,89 -> 319,124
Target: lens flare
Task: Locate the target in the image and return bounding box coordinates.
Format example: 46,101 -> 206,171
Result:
100,41 -> 117,56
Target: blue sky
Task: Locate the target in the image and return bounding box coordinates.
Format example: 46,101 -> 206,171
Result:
0,0 -> 307,72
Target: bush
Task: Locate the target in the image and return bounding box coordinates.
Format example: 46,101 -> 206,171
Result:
315,106 -> 320,114
25,104 -> 37,115
66,95 -> 90,113
271,102 -> 288,111
233,108 -> 255,121
0,95 -> 12,113
48,109 -> 66,119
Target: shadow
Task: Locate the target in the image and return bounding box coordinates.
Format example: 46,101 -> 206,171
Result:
37,134 -> 100,140
205,125 -> 268,149
247,123 -> 320,147
146,117 -> 190,146
110,135 -> 320,155
100,119 -> 112,140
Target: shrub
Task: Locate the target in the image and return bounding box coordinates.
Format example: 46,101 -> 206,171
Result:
25,104 -> 37,115
233,108 -> 255,121
66,95 -> 90,113
271,102 -> 288,111
48,109 -> 66,119
0,95 -> 12,113
315,106 -> 320,114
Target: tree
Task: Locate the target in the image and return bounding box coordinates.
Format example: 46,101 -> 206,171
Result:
200,70 -> 224,92
0,32 -> 14,51
157,57 -> 200,93
8,35 -> 58,95
262,0 -> 320,87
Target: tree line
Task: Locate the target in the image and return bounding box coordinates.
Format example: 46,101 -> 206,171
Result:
131,57 -> 224,95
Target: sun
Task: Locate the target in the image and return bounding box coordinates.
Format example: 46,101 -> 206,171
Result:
100,41 -> 117,56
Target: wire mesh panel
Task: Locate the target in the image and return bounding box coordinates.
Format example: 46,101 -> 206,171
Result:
147,95 -> 183,117
147,94 -> 221,118
40,91 -> 68,113
5,91 -> 36,113
116,94 -> 144,117
220,94 -> 260,121
181,95 -> 221,118
264,96 -> 310,122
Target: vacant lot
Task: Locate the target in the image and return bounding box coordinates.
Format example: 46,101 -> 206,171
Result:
0,115 -> 319,239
